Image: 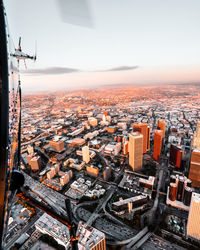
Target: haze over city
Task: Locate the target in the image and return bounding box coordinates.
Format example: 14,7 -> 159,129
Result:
5,0 -> 200,92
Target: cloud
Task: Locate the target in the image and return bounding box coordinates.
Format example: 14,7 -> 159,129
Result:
98,65 -> 138,72
22,65 -> 139,76
22,67 -> 80,75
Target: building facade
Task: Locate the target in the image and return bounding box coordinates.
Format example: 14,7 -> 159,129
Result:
129,132 -> 143,171
49,140 -> 64,153
189,150 -> 200,187
170,144 -> 183,168
187,192 -> 200,240
82,146 -> 90,163
133,123 -> 148,154
193,120 -> 200,150
153,130 -> 163,161
157,120 -> 165,139
30,156 -> 41,171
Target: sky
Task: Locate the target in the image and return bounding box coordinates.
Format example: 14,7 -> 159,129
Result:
5,0 -> 200,92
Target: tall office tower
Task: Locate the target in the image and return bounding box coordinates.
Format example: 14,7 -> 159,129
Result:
153,130 -> 163,161
77,221 -> 106,250
129,132 -> 143,171
170,144 -> 183,168
30,156 -> 41,171
193,120 -> 200,150
82,146 -> 90,163
187,192 -> 200,240
157,120 -> 165,139
189,150 -> 200,187
147,125 -> 151,151
133,123 -> 148,154
49,140 -> 64,152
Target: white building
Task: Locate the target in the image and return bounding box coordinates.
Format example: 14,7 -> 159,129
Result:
82,146 -> 90,163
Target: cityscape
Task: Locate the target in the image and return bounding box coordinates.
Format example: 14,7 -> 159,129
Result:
4,83 -> 200,249
1,1 -> 200,250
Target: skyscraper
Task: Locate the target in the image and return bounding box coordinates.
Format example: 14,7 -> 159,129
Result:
147,125 -> 151,151
153,130 -> 163,161
170,144 -> 183,168
133,123 -> 148,154
82,145 -> 90,163
193,120 -> 200,150
187,192 -> 200,240
189,150 -> 200,187
129,132 -> 143,171
157,120 -> 165,139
